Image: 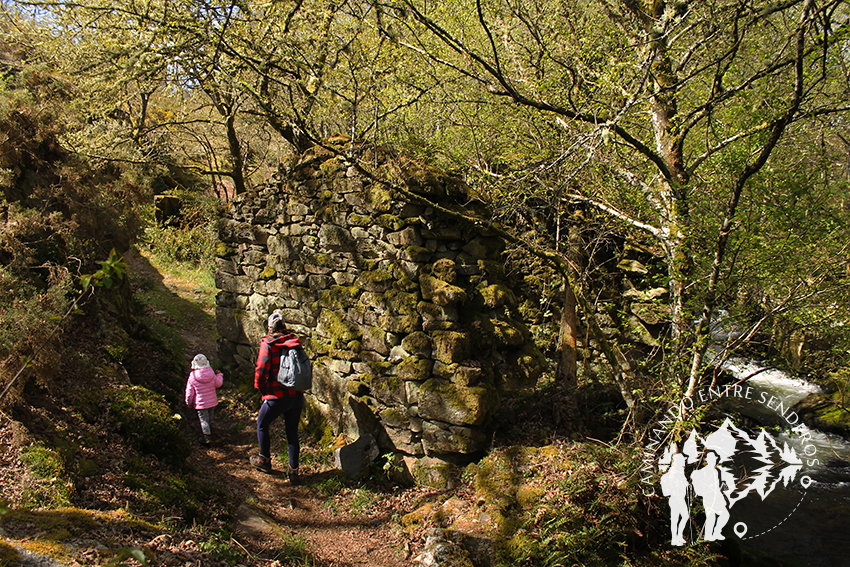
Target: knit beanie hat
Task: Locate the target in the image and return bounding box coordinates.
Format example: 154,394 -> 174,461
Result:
191,354 -> 210,369
267,312 -> 284,330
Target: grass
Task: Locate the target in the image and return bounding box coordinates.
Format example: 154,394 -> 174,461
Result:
400,441 -> 723,567
19,444 -> 73,509
134,250 -> 216,322
143,251 -> 217,311
196,528 -> 244,564
314,472 -> 346,497
347,488 -> 377,516
0,508 -> 158,566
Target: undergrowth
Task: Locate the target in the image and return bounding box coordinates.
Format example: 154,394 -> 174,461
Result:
138,190 -> 221,272
19,443 -> 73,509
403,441 -> 722,566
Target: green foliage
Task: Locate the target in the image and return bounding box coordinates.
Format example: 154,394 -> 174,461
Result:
0,57 -> 146,260
466,443 -> 721,567
347,488 -> 377,516
0,266 -> 69,359
314,471 -> 346,497
276,533 -> 313,567
109,386 -> 189,466
380,452 -> 406,476
19,443 -> 73,509
197,530 -> 244,564
121,457 -> 227,523
106,547 -> 151,567
140,190 -> 220,269
0,22 -> 154,407
80,249 -> 127,292
140,221 -> 217,270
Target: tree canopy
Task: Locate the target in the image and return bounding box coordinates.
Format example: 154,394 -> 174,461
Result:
7,0 -> 850,414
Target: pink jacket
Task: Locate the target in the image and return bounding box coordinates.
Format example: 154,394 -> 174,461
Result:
185,367 -> 223,410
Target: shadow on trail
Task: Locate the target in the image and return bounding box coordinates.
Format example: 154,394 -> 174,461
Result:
124,248 -> 217,370
124,250 -> 406,565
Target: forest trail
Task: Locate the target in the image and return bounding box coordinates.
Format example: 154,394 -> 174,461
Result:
124,250 -> 418,566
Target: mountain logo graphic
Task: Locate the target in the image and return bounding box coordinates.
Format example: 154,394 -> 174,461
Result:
658,418 -> 810,545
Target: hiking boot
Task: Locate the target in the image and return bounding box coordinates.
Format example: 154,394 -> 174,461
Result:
287,465 -> 299,485
250,454 -> 272,474
203,434 -> 214,444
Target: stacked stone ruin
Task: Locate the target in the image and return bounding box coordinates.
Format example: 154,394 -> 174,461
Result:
216,141 -> 546,482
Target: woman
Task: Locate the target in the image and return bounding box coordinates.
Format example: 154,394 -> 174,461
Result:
249,312 -> 305,483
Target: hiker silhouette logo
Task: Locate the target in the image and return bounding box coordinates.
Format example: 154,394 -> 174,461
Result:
641,385 -> 818,546
658,418 -> 809,545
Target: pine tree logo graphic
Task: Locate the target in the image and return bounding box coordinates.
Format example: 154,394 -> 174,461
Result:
658,418 -> 805,545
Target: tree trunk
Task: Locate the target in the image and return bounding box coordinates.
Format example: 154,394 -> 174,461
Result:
225,113 -> 247,195
555,279 -> 579,393
555,220 -> 582,392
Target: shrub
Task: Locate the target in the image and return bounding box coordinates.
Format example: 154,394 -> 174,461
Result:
458,443 -> 721,567
139,191 -> 221,270
19,443 -> 73,509
109,386 -> 189,466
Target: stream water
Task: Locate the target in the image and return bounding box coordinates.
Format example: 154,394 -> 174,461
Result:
714,357 -> 850,566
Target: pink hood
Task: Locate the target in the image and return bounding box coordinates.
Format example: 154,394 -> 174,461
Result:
185,366 -> 223,410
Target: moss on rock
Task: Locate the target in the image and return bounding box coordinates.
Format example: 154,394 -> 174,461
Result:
360,370 -> 405,405
383,287 -> 420,314
398,356 -> 434,382
348,213 -> 372,226
502,343 -> 547,390
410,456 -> 457,490
360,268 -> 395,292
318,310 -> 362,349
475,317 -> 525,348
376,213 -> 405,231
792,382 -> 850,437
431,331 -> 472,364
380,406 -> 409,428
431,258 -> 458,284
319,224 -> 355,251
478,259 -> 505,278
319,157 -> 345,175
346,379 -> 370,396
379,312 -> 421,334
109,386 -> 189,466
215,242 -> 236,258
320,285 -> 361,310
420,275 -> 467,306
19,443 -> 73,508
478,284 -> 517,309
418,379 -> 498,426
366,185 -> 393,213
405,245 -> 433,262
401,331 -> 432,357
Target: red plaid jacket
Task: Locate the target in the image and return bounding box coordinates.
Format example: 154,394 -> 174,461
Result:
254,333 -> 301,400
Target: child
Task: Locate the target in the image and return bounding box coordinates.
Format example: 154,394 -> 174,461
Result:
185,353 -> 224,444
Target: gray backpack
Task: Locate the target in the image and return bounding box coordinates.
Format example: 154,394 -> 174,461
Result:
277,345 -> 312,392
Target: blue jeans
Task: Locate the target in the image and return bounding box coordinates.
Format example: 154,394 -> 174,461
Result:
257,395 -> 304,469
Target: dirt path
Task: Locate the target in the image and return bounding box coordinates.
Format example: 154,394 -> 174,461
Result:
125,250 -> 417,567
187,424 -> 412,566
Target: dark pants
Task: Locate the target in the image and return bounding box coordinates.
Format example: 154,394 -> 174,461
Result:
257,394 -> 304,469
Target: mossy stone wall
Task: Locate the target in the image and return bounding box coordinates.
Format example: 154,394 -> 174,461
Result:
216,143 -> 546,467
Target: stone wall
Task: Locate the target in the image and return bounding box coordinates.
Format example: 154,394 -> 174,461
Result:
215,142 -> 546,474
